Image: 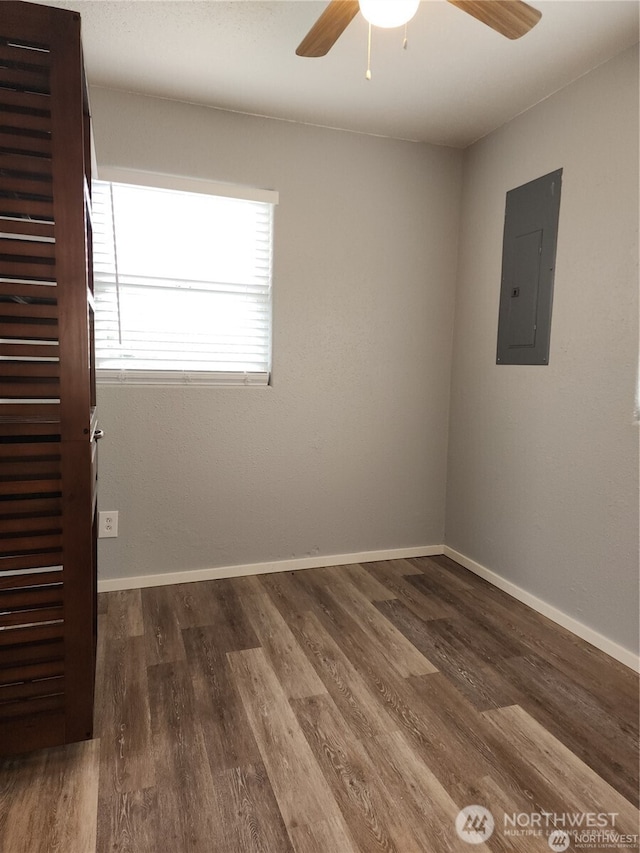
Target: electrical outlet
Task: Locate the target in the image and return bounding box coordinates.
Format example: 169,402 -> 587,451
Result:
98,511 -> 118,538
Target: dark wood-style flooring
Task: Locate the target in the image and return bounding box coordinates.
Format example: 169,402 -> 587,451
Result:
0,555 -> 638,852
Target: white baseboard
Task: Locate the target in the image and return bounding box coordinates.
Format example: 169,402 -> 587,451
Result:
443,546 -> 639,674
97,541 -> 638,674
97,544 -> 443,594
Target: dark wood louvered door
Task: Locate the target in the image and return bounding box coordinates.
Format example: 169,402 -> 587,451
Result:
0,2 -> 97,754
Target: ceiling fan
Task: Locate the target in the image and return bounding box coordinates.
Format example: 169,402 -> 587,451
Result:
296,0 -> 542,57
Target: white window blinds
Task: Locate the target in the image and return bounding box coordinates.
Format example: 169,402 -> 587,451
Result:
92,173 -> 276,384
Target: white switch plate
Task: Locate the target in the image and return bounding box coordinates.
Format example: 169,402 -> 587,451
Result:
98,511 -> 118,538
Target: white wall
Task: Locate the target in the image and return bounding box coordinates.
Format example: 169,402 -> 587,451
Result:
91,47 -> 639,660
445,46 -> 639,655
90,88 -> 462,582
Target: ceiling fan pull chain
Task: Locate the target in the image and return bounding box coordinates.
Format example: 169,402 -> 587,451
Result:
403,22 -> 408,50
366,22 -> 372,80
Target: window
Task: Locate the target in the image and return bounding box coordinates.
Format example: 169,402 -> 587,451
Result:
92,168 -> 278,385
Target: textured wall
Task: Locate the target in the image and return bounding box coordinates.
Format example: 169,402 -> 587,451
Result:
445,46 -> 639,654
90,88 -> 462,581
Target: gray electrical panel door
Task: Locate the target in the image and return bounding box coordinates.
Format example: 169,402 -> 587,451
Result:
496,168 -> 562,365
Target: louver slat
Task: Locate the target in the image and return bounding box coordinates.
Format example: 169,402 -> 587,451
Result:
0,174 -> 53,198
1,362 -> 59,378
0,192 -> 53,217
0,130 -> 51,157
0,452 -> 61,476
0,605 -> 63,626
0,677 -> 64,704
0,65 -> 50,93
0,694 -> 65,720
0,345 -> 58,362
0,87 -> 51,112
0,381 -> 60,398
0,38 -> 51,66
0,108 -> 51,135
0,635 -> 64,662
0,281 -> 57,300
0,218 -> 54,239
0,570 -> 61,590
0,239 -> 54,259
0,404 -> 60,419
2,518 -> 61,536
0,585 -> 62,609
0,301 -> 57,319
0,553 -> 63,572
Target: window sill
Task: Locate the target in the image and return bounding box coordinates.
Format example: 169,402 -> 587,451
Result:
96,370 -> 270,387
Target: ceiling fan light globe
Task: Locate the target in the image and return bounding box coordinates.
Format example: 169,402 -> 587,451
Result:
359,0 -> 420,28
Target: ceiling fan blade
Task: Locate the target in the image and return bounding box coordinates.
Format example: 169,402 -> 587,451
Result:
296,0 -> 360,57
447,0 -> 541,39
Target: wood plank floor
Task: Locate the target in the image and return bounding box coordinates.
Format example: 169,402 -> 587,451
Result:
0,555 -> 638,852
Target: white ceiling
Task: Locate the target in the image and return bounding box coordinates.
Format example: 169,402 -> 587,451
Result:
42,0 -> 639,147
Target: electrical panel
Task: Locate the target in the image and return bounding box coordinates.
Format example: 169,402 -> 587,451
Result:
497,169 -> 562,365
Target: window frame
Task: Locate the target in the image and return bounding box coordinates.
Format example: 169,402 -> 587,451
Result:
92,167 -> 278,387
